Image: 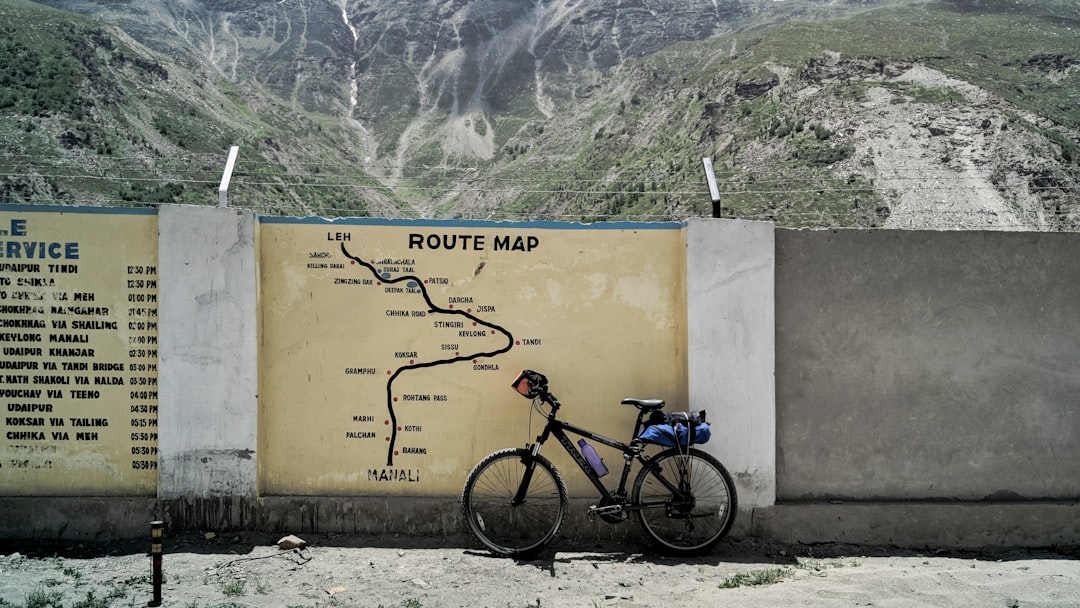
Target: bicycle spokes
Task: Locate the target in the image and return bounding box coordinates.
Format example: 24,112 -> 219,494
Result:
462,448 -> 569,557
632,448 -> 737,554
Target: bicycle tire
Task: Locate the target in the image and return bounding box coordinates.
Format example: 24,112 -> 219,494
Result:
461,448 -> 568,557
631,447 -> 737,555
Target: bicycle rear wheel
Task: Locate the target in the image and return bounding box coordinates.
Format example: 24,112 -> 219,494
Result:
462,448 -> 568,557
631,447 -> 737,555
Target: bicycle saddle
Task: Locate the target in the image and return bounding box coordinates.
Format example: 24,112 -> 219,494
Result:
621,398 -> 665,411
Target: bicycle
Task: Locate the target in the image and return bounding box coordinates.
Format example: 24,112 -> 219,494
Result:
461,370 -> 738,557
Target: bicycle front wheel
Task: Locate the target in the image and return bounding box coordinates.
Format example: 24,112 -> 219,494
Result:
461,448 -> 568,557
632,447 -> 737,555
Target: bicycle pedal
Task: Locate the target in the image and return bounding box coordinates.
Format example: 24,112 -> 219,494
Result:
588,503 -> 628,524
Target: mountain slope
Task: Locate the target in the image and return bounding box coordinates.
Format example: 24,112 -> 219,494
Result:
0,0 -> 401,215
5,0 -> 1079,229
450,0 -> 1080,229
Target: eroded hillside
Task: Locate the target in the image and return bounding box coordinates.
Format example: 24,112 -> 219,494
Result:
9,0 -> 1080,228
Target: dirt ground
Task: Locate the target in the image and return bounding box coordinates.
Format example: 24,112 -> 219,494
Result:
1,532 -> 1078,608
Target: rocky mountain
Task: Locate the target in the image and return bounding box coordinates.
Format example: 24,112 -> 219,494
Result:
3,0 -> 1078,229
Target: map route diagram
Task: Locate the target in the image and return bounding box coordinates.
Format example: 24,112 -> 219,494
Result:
339,242 -> 514,466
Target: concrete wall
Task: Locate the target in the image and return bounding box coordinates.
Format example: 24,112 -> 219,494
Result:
775,229 -> 1080,501
4,207 -> 1080,548
685,219 -> 775,508
157,206 -> 259,499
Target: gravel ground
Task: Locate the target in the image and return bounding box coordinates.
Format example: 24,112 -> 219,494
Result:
1,532 -> 1079,608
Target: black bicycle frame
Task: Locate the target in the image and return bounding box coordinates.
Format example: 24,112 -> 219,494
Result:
512,394 -> 690,510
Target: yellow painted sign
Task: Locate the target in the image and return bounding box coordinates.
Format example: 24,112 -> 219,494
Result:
0,206 -> 158,496
259,218 -> 688,496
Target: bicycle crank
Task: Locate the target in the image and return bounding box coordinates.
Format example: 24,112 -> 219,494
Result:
588,501 -> 628,524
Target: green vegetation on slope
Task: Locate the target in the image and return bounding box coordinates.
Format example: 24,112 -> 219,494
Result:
1,0 -> 1076,226
0,0 -> 389,215
464,0 -> 1078,227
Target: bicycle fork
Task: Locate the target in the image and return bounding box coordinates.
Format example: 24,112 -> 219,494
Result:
510,444 -> 543,506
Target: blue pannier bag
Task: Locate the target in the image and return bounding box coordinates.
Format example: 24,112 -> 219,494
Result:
639,410 -> 711,447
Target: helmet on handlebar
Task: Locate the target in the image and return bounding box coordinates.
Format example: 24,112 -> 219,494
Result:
511,369 -> 548,399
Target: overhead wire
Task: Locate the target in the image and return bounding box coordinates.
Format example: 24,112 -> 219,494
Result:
1,153 -> 1076,229
2,162 -> 1075,194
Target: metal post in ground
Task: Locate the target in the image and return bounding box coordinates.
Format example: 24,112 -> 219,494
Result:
702,157 -> 722,218
148,520 -> 163,607
218,145 -> 240,207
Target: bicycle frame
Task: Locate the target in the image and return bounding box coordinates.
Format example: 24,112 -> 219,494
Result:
513,394 -> 691,514
465,372 -> 736,557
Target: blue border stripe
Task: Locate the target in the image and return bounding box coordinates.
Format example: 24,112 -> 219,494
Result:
0,204 -> 157,216
0,205 -> 683,227
258,215 -> 684,230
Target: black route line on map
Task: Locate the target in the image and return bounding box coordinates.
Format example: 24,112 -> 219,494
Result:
340,243 -> 514,466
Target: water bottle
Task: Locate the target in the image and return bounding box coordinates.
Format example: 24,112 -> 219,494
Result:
578,439 -> 608,478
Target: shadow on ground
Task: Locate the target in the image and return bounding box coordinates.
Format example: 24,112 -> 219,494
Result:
2,531 -> 1076,566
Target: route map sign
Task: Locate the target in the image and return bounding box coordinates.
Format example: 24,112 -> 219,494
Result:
0,206 -> 158,496
258,218 -> 688,496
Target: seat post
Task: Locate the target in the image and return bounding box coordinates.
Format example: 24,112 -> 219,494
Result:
630,408 -> 648,443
